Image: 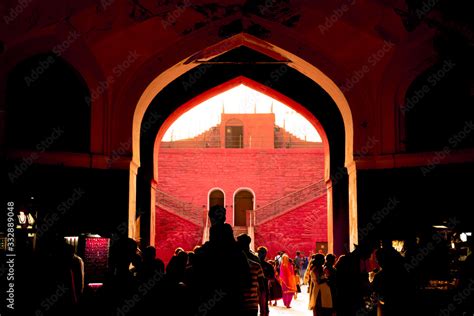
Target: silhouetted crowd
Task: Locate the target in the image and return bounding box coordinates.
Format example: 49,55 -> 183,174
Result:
18,205 -> 474,316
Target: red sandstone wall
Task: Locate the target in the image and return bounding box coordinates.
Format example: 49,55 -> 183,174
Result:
155,147 -> 326,262
157,147 -> 325,224
155,194 -> 327,263
255,194 -> 327,259
155,207 -> 203,264
155,195 -> 327,263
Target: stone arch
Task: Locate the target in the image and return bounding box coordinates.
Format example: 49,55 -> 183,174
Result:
153,77 -> 330,181
130,33 -> 356,254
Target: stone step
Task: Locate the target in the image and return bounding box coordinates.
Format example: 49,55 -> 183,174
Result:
233,226 -> 248,237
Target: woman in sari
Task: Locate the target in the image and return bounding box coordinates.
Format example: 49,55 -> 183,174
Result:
279,254 -> 297,308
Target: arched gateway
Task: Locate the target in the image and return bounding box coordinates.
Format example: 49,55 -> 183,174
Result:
129,33 -> 356,255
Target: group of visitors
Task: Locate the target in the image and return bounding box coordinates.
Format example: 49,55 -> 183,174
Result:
26,204 -> 474,316
92,205 -> 412,316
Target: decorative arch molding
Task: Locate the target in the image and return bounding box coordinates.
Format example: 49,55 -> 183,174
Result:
392,56 -> 439,152
130,33 -> 357,253
226,118 -> 244,126
152,76 -> 331,182
0,29 -> 109,154
369,30 -> 439,155
132,33 -> 354,166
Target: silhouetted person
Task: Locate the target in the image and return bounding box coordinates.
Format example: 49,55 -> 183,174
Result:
208,204 -> 226,226
294,251 -> 303,281
372,247 -> 415,316
334,241 -> 375,316
99,237 -> 139,316
305,254 -> 318,287
274,251 -> 284,270
130,252 -> 143,278
174,246 -> 185,255
236,233 -> 260,263
301,251 -> 309,282
333,254 -> 348,316
268,259 -> 283,306
163,250 -> 190,315
381,239 -> 404,267
257,246 -> 275,316
458,237 -> 474,314
324,253 -> 337,311
190,221 -> 251,316
166,250 -> 188,284
44,241 -> 85,316
134,246 -> 165,316
237,234 -> 265,316
140,246 -> 165,280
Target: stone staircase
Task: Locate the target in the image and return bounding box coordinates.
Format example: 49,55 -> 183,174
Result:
255,179 -> 326,225
160,124 -> 220,148
155,190 -> 204,226
274,125 -> 321,148
157,180 -> 326,246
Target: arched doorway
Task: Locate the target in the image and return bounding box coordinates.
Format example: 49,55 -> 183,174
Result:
209,189 -> 225,208
130,33 -> 356,255
225,119 -> 244,148
234,189 -> 254,226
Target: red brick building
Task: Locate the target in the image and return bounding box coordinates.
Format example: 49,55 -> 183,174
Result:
155,113 -> 326,262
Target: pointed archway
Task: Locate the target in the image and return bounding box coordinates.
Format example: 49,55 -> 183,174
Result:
129,33 -> 356,254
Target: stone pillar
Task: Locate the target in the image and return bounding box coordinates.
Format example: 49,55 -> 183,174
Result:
331,167 -> 350,255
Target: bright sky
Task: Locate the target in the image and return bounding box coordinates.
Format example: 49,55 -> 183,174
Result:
162,84 -> 321,142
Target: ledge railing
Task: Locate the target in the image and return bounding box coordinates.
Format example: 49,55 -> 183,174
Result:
255,180 -> 326,225
155,190 -> 204,226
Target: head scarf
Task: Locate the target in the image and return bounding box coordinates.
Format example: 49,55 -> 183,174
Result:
279,254 -> 297,292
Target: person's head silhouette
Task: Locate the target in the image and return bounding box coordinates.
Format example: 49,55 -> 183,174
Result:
208,205 -> 226,226
257,246 -> 268,261
236,233 -> 252,251
209,223 -> 234,246
143,246 -> 156,262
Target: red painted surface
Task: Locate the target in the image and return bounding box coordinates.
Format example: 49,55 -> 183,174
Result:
255,194 -> 327,259
155,206 -> 203,264
155,145 -> 326,261
155,193 -> 327,263
220,113 -> 276,149
157,147 -> 325,222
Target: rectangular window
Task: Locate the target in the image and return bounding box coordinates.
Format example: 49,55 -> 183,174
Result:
225,126 -> 243,148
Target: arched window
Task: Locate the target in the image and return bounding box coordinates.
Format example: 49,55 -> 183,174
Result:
225,118 -> 243,148
234,189 -> 254,226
